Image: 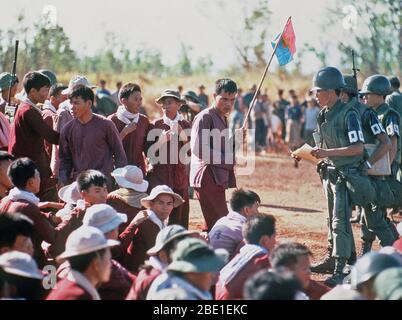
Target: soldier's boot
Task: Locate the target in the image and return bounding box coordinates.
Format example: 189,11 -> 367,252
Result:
350,206 -> 362,224
324,258 -> 347,288
359,241 -> 372,257
310,247 -> 335,274
343,251 -> 357,274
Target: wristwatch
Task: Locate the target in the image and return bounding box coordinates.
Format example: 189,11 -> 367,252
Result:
365,160 -> 372,169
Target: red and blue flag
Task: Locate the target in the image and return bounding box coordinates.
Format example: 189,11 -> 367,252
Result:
271,18 -> 296,66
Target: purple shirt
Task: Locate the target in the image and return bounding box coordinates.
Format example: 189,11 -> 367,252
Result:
190,106 -> 236,188
208,211 -> 246,257
59,113 -> 127,184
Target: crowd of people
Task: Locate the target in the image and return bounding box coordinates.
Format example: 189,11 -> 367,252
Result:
0,67 -> 401,300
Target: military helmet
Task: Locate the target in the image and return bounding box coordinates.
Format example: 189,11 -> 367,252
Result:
350,252 -> 401,289
38,69 -> 57,86
312,66 -> 346,91
360,75 -> 391,96
342,75 -> 358,95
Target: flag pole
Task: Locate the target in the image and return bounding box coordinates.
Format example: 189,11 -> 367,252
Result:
241,16 -> 292,129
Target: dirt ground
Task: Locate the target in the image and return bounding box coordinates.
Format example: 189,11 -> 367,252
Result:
188,152 -> 402,281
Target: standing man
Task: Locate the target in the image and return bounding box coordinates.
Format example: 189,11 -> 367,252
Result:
8,71 -> 60,201
197,85 -> 209,107
108,83 -> 150,174
190,79 -> 238,231
146,89 -> 191,228
42,84 -> 68,167
360,75 -> 401,242
274,89 -> 290,141
341,75 -> 396,255
308,67 -> 365,286
58,85 -> 127,190
386,76 -> 402,118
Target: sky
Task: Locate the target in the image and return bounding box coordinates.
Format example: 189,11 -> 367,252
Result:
0,0 -> 354,74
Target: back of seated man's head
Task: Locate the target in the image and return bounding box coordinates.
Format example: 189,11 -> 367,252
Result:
7,158 -> 39,191
244,269 -> 302,300
77,170 -> 108,205
270,242 -> 313,289
242,214 -> 276,251
0,212 -> 34,255
230,189 -> 261,218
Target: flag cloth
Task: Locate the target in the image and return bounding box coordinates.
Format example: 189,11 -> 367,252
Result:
271,18 -> 296,66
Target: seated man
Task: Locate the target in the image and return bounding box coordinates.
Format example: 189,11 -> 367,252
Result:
243,269 -> 302,300
0,158 -> 84,267
0,251 -> 44,300
126,225 -> 197,300
47,226 -> 119,300
0,212 -> 34,256
147,238 -> 227,300
0,151 -> 14,200
122,185 -> 184,273
215,214 -> 276,300
270,242 -> 330,300
107,165 -> 149,232
209,189 -> 260,257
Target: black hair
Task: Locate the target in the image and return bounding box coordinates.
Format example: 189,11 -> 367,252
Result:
243,214 -> 276,245
270,242 -> 312,270
118,83 -> 141,102
68,249 -> 106,273
0,268 -> 44,300
230,189 -> 260,213
0,151 -> 14,162
7,158 -> 38,189
0,212 -> 33,250
69,84 -> 94,104
76,170 -> 107,192
100,80 -> 106,85
49,83 -> 68,98
278,89 -> 284,95
335,89 -> 341,96
389,77 -> 400,89
244,270 -> 302,300
23,71 -> 51,95
215,78 -> 237,95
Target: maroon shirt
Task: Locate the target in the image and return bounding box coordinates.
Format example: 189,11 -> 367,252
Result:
126,266 -> 162,300
106,193 -> 144,233
304,280 -> 330,300
0,198 -> 84,268
98,259 -> 136,300
146,118 -> 191,191
8,101 -> 59,182
108,113 -> 150,175
215,253 -> 271,300
190,107 -> 236,189
46,278 -> 93,300
122,219 -> 161,273
42,108 -> 57,165
58,114 -> 127,185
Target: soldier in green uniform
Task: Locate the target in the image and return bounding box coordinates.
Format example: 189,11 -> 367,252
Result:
360,75 -> 401,243
308,67 -> 366,286
341,75 -> 396,255
386,76 -> 402,117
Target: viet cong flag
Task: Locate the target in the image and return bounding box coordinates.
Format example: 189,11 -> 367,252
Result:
271,18 -> 296,66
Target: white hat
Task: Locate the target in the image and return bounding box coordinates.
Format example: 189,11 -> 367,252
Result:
0,251 -> 43,280
62,75 -> 96,95
82,204 -> 127,234
58,181 -> 82,204
141,185 -> 184,209
397,221 -> 402,236
111,166 -> 149,193
57,226 -> 120,261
